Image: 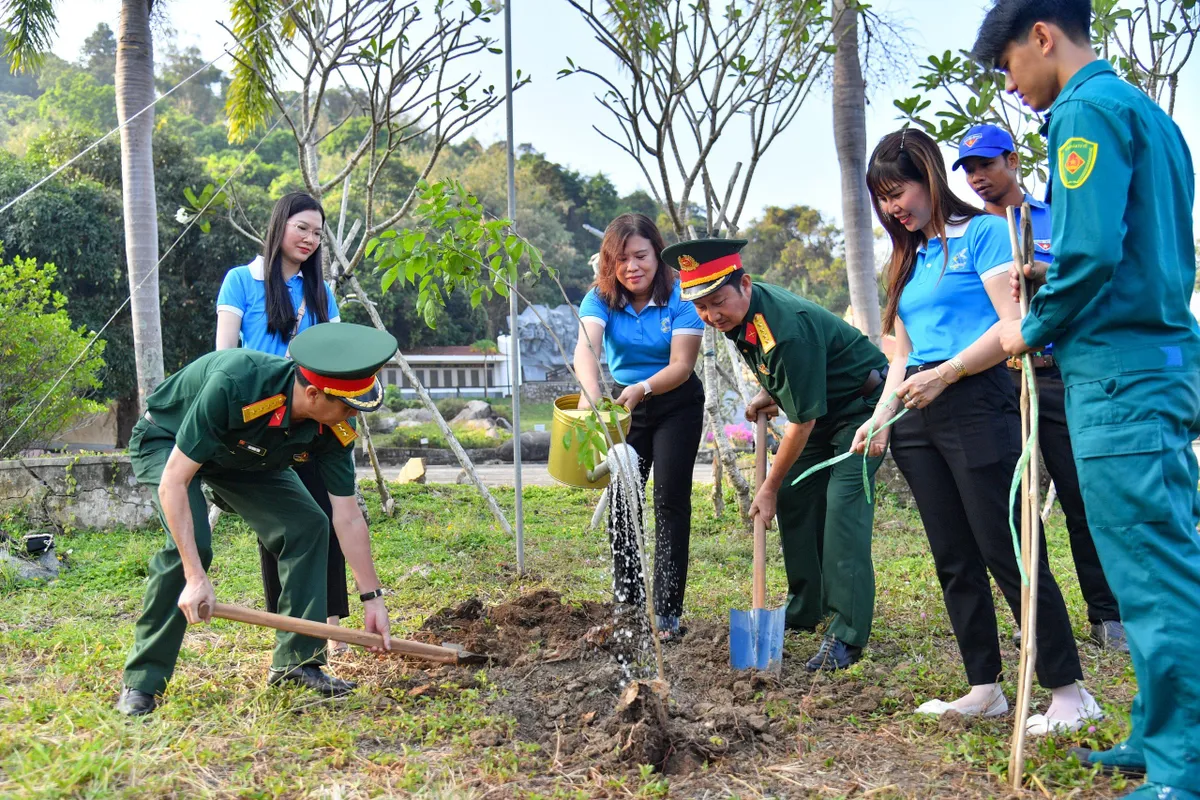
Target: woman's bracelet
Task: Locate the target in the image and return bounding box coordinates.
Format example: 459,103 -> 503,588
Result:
948,356 -> 968,378
934,364 -> 952,386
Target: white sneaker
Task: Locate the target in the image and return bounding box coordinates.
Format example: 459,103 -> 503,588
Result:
1025,693 -> 1104,735
916,691 -> 1008,718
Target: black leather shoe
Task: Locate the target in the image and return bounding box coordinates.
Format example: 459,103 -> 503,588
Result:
805,636 -> 862,672
115,686 -> 157,716
1012,626 -> 1022,647
1068,746 -> 1146,777
1090,620 -> 1130,652
267,665 -> 357,697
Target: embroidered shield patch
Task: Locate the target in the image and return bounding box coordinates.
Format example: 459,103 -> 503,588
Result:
1058,137 -> 1098,189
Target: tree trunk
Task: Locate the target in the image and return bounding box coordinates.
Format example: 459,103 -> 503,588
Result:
832,0 -> 882,345
116,0 -> 164,411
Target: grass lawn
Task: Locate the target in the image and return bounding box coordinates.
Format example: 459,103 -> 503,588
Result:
490,400 -> 556,432
0,482 -> 1137,798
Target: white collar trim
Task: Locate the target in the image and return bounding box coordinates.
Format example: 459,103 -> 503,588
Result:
918,219 -> 971,252
247,255 -> 302,281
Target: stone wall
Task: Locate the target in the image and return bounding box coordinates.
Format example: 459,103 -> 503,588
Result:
0,455 -> 157,531
520,381 -> 578,405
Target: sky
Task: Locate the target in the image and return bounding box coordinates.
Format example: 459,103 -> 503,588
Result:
48,0 -> 1200,230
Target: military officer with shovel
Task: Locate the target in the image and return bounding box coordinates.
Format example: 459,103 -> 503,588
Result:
672,238 -> 889,671
116,323 -> 395,716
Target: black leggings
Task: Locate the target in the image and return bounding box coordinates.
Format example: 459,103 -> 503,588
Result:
609,373 -> 705,619
259,459 -> 350,619
890,363 -> 1082,689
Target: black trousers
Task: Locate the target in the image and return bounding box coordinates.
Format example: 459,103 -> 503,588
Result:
260,460 -> 350,619
609,373 -> 705,619
1008,366 -> 1121,623
890,363 -> 1083,688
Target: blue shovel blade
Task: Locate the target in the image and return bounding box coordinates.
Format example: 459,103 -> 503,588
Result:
729,606 -> 785,671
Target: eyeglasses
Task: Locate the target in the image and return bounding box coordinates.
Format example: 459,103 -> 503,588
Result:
288,221 -> 324,243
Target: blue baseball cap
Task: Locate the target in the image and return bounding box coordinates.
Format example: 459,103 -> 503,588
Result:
952,124 -> 1015,170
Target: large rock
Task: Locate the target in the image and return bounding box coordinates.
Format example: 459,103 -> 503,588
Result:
397,408 -> 434,424
397,457 -> 427,484
457,418 -> 501,439
366,412 -> 399,434
0,545 -> 59,581
496,430 -> 552,461
450,400 -> 494,424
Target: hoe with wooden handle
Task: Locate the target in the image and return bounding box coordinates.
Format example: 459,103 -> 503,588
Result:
198,601 -> 489,665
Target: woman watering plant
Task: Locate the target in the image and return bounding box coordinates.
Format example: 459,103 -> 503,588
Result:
853,128 -> 1101,734
215,192 -> 351,655
572,213 -> 705,642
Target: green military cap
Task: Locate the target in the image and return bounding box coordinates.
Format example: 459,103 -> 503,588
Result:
289,323 -> 397,411
661,237 -> 750,301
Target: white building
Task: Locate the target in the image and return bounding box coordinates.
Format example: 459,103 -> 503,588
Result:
380,334 -> 515,398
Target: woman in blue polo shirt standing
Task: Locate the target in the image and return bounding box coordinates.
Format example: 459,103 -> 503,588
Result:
573,213 -> 705,641
215,192 -> 348,649
852,129 -> 1100,734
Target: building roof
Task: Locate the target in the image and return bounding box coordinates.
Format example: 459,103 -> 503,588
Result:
403,346 -> 486,357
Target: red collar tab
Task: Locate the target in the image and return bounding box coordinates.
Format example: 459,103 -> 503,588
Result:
679,253 -> 743,290
268,405 -> 287,428
744,322 -> 759,345
298,366 -> 375,398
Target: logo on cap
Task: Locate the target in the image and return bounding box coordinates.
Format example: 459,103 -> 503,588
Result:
962,134 -> 982,148
678,255 -> 700,272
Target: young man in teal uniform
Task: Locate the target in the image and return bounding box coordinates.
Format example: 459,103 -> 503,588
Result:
667,237 -> 888,671
116,323 -> 396,716
956,122 -> 1127,652
976,1 -> 1200,794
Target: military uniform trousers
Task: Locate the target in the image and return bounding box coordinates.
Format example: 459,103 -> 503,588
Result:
1008,366 -> 1120,624
891,363 -> 1082,688
776,387 -> 883,647
1062,344 -> 1200,790
122,419 -> 332,696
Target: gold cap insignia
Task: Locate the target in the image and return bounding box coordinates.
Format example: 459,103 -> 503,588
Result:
677,254 -> 700,272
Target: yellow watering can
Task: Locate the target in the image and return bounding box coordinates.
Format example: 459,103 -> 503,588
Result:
547,394 -> 632,489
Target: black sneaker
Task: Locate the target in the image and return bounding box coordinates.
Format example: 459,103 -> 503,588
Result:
805,635 -> 862,672
1090,621 -> 1130,652
267,665 -> 357,697
115,686 -> 157,716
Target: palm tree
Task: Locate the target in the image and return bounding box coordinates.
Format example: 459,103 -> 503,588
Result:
831,0 -> 882,345
3,0 -> 164,409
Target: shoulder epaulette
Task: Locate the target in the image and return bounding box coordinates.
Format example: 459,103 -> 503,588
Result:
242,394 -> 286,423
330,421 -> 358,446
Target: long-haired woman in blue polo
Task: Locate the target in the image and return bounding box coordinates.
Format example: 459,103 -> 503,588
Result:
573,213 -> 705,642
853,128 -> 1099,734
215,192 -> 348,651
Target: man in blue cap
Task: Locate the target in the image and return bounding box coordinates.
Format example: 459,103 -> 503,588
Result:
975,0 -> 1200,795
954,122 -> 1127,653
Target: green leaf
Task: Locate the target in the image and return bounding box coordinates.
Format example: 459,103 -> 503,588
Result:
381,265 -> 400,293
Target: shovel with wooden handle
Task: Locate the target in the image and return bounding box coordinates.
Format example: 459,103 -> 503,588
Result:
729,414 -> 785,672
198,602 -> 489,665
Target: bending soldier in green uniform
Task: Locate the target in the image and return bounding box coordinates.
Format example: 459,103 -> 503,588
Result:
975,1 -> 1200,795
667,238 -> 888,671
116,323 -> 397,716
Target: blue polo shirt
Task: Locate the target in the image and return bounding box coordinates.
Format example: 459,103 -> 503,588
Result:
216,256 -> 340,357
579,281 -> 704,385
1014,193 -> 1053,265
898,214 -> 1013,366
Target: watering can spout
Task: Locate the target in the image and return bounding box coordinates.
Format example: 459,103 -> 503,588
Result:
586,443 -> 639,483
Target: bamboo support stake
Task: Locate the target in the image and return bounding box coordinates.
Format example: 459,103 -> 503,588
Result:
1008,204 -> 1043,789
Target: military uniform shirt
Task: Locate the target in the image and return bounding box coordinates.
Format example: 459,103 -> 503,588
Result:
141,349 -> 357,495
726,282 -> 887,425
1022,60 -> 1199,362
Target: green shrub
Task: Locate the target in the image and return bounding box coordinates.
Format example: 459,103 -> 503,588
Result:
383,385 -> 421,412
376,423 -> 510,450
0,254 -> 106,457
435,397 -> 469,419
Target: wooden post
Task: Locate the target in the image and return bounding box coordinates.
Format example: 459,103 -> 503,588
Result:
1008,204 -> 1043,788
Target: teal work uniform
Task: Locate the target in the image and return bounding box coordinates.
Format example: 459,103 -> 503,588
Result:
728,282 -> 888,645
122,349 -> 359,696
1021,60 -> 1200,791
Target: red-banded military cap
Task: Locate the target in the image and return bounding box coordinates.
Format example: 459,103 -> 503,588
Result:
289,323 -> 397,412
662,237 -> 750,301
